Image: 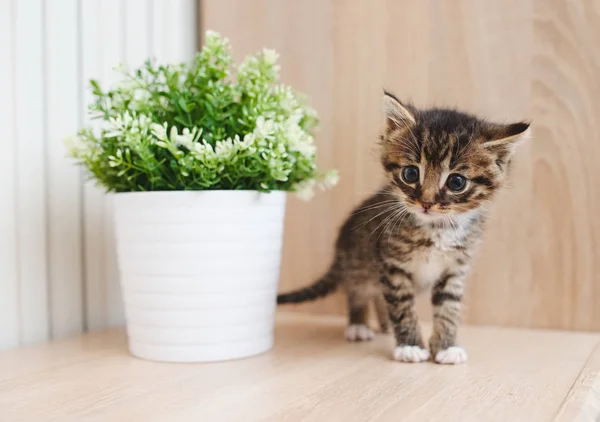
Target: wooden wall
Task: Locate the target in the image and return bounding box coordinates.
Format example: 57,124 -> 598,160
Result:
201,0 -> 600,331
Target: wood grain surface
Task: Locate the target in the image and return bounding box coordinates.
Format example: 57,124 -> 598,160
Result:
1,312 -> 600,421
200,0 -> 600,331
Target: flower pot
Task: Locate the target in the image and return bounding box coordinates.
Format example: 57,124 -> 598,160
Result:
113,190 -> 286,363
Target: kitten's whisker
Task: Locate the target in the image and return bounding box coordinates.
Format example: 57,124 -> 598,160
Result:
382,207 -> 404,236
368,205 -> 405,240
385,206 -> 410,243
380,214 -> 400,242
377,203 -> 409,241
373,213 -> 400,241
445,213 -> 465,241
352,205 -> 398,231
350,200 -> 400,217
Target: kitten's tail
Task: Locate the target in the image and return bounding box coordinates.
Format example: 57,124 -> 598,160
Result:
277,271 -> 339,304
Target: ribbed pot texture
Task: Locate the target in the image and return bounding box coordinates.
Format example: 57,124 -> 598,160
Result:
113,190 -> 287,363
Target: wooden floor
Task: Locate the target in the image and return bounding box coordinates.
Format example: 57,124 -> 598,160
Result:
1,313 -> 599,422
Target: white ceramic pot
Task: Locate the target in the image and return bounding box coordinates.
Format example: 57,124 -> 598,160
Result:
113,190 -> 286,363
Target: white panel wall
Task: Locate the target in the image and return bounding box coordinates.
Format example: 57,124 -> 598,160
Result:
0,0 -> 19,349
46,0 -> 82,340
0,0 -> 197,350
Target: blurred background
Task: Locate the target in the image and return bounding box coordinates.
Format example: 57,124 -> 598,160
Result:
1,0 -> 599,351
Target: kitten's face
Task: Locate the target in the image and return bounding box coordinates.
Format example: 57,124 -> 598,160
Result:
381,93 -> 529,224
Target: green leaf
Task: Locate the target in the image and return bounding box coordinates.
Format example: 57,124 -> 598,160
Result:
62,30 -> 335,195
177,98 -> 189,112
174,116 -> 190,126
90,80 -> 102,95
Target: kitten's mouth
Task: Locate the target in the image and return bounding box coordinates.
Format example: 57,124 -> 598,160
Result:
417,209 -> 443,218
413,200 -> 442,215
410,205 -> 434,215
408,202 -> 448,222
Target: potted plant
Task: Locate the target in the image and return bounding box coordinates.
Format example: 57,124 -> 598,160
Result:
65,31 -> 337,363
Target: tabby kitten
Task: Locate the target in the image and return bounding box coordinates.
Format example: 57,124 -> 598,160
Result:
277,92 -> 530,364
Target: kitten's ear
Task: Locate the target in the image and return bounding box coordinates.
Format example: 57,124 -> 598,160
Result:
481,121 -> 531,157
382,91 -> 416,131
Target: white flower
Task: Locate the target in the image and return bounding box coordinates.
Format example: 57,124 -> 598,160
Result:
241,133 -> 255,148
114,77 -> 138,93
286,123 -> 316,157
287,109 -> 303,126
169,125 -> 179,142
253,117 -> 276,140
262,48 -> 279,65
133,89 -> 151,102
150,122 -> 168,141
63,135 -> 76,150
322,170 -> 339,189
176,131 -> 194,149
294,179 -> 317,201
295,141 -> 316,157
112,63 -> 127,73
215,137 -> 235,158
161,126 -> 198,150
107,111 -> 134,135
64,134 -> 94,157
191,140 -> 215,161
105,118 -> 125,138
205,30 -> 222,41
135,114 -> 152,135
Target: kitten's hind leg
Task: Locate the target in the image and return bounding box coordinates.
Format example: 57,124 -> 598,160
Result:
344,291 -> 375,342
374,294 -> 391,333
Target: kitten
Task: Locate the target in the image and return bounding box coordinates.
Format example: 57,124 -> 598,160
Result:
277,91 -> 530,364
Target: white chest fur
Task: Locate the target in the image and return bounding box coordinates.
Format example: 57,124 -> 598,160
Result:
404,248 -> 452,291
405,220 -> 471,290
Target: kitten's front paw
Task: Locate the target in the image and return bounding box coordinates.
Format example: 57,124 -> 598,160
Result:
344,324 -> 375,341
434,346 -> 468,365
393,345 -> 430,363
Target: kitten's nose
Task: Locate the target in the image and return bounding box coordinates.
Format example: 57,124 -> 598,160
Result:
421,201 -> 433,211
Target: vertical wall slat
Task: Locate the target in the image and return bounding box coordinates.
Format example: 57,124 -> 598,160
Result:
14,0 -> 49,345
80,0 -> 108,331
125,0 -> 152,66
151,0 -> 169,61
163,0 -> 197,61
45,0 -> 84,339
0,0 -> 20,350
100,0 -> 125,327
152,0 -> 196,62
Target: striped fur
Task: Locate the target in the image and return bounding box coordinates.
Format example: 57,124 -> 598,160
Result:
277,92 -> 529,364
276,272 -> 339,304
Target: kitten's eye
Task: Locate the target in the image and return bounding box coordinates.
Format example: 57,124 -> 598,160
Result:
446,174 -> 467,192
401,166 -> 419,184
